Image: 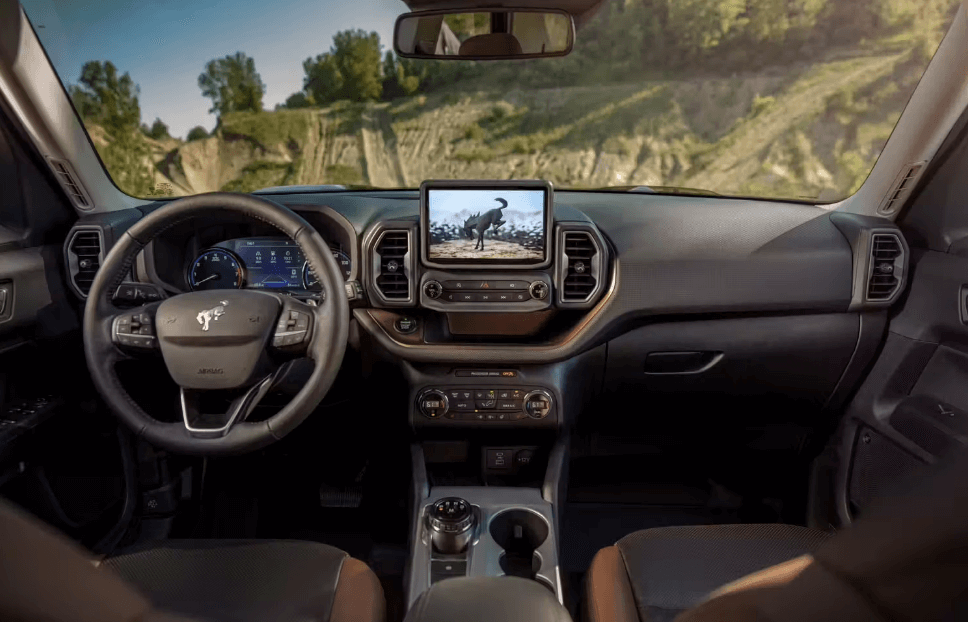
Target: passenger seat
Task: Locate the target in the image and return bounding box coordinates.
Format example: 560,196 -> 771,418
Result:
585,524 -> 830,622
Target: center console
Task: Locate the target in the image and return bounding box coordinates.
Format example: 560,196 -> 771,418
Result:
406,486 -> 563,607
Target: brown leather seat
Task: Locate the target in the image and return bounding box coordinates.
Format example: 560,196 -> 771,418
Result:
0,499 -> 385,622
585,524 -> 831,622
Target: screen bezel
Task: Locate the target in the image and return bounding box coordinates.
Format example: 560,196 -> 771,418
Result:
419,180 -> 554,270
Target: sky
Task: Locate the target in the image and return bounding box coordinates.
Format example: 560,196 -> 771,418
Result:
21,0 -> 403,138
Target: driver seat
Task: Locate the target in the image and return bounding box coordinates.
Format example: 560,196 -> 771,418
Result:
0,499 -> 385,622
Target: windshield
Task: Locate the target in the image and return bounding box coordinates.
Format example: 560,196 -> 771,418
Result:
22,0 -> 961,201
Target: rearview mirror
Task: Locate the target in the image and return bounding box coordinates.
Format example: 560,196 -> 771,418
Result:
394,8 -> 575,60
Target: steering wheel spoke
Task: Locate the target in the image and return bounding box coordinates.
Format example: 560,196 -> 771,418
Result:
110,302 -> 162,353
180,374 -> 275,439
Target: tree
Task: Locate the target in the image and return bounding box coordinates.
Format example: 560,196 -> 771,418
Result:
282,91 -> 317,109
186,126 -> 209,141
198,52 -> 266,117
303,30 -> 382,104
144,118 -> 170,140
69,60 -> 141,132
381,52 -> 420,99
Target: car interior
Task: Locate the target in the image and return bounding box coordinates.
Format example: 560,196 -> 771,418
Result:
2,0 -> 968,620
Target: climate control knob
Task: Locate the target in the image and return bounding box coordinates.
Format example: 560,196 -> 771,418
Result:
424,280 -> 443,299
523,389 -> 553,419
418,389 -> 448,419
529,281 -> 549,300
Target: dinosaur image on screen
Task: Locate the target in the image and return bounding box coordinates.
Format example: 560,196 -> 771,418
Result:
427,189 -> 546,261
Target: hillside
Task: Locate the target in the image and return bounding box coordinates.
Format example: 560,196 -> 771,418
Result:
97,44 -> 928,202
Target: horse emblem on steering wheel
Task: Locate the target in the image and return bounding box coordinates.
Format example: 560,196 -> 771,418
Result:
197,301 -> 229,331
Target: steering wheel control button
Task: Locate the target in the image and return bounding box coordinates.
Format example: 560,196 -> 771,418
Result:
273,309 -> 310,347
394,316 -> 418,334
418,390 -> 449,418
424,280 -> 443,299
113,313 -> 157,348
524,390 -> 553,419
529,281 -> 549,300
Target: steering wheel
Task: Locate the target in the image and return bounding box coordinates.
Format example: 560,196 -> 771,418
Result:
82,193 -> 349,455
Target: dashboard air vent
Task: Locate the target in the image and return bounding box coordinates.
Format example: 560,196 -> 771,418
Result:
67,229 -> 103,297
878,161 -> 924,216
375,231 -> 410,300
48,159 -> 91,209
562,231 -> 598,301
867,233 -> 902,301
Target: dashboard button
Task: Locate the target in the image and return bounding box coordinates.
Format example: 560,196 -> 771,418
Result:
497,390 -> 511,400
513,292 -> 529,301
496,401 -> 520,411
457,293 -> 479,302
446,390 -> 462,401
479,293 -> 496,302
494,280 -> 531,290
474,390 -> 495,400
453,400 -> 475,411
476,399 -> 496,409
485,413 -> 498,421
443,281 -> 483,290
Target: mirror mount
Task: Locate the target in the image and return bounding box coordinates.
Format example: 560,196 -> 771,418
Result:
394,7 -> 575,60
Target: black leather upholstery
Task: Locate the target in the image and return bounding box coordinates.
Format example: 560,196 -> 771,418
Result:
104,540 -> 351,622
613,525 -> 831,622
404,576 -> 571,622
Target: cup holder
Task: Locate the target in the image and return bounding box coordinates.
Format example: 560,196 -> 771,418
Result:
489,509 -> 550,582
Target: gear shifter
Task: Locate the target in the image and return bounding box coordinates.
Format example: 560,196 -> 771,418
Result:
428,497 -> 475,554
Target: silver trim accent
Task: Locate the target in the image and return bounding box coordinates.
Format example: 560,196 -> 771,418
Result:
179,374 -> 274,439
556,226 -> 605,306
365,226 -> 415,306
65,228 -> 104,299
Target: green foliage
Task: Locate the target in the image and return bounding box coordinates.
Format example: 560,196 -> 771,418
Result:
304,30 -> 382,105
282,92 -> 316,109
221,160 -> 291,192
463,123 -> 485,141
198,52 -> 266,117
751,95 -> 777,117
220,109 -> 312,148
186,126 -> 209,141
144,118 -> 170,140
98,129 -> 154,196
70,61 -> 141,132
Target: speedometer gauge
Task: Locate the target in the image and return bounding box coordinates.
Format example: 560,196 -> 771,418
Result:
189,249 -> 243,290
302,247 -> 351,290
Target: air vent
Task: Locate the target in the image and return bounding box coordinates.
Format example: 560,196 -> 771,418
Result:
878,162 -> 925,215
374,230 -> 410,300
561,231 -> 598,301
48,159 -> 91,209
67,229 -> 103,297
867,233 -> 902,301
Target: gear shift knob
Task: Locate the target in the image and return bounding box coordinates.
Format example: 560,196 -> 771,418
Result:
428,497 -> 475,554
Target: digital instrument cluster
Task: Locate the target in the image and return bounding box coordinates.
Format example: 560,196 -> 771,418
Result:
188,237 -> 351,292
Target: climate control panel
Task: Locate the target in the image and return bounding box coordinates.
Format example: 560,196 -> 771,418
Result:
416,386 -> 555,423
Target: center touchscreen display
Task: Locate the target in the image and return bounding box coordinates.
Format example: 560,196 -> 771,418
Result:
426,187 -> 548,266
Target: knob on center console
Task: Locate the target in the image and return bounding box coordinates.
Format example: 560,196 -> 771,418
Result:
529,281 -> 549,300
428,497 -> 475,553
418,389 -> 448,418
424,280 -> 443,299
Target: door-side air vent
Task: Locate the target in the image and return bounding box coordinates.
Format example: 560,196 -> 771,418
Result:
374,230 -> 411,301
67,229 -> 103,297
878,162 -> 925,216
48,159 -> 91,209
867,233 -> 903,301
561,231 -> 599,302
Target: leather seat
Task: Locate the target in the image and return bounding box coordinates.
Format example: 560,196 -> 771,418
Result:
0,499 -> 384,622
585,524 -> 831,622
105,540 -> 385,622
